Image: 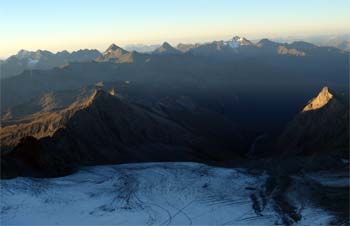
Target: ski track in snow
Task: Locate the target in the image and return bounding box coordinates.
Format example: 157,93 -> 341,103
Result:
0,162 -> 333,225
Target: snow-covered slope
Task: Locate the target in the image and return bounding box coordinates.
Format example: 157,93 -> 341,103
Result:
1,162 -> 334,225
227,36 -> 254,48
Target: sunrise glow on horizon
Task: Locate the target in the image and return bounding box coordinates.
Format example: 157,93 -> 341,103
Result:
1,0 -> 349,58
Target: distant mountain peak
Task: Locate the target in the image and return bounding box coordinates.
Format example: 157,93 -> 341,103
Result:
232,35 -> 241,39
232,35 -> 248,42
302,86 -> 333,112
257,38 -> 278,47
161,42 -> 172,48
153,42 -> 181,55
177,43 -> 196,52
259,38 -> 273,43
17,49 -> 30,55
228,36 -> 253,48
105,43 -> 127,53
107,43 -> 118,50
98,44 -> 130,62
16,49 -> 31,59
57,50 -> 70,55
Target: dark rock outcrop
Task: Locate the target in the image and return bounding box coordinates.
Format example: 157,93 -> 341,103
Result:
1,90 -> 243,178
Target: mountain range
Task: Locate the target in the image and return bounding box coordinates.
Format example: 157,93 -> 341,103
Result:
1,35 -> 348,79
1,35 -> 349,179
1,86 -> 251,178
273,34 -> 350,51
0,49 -> 101,78
1,83 -> 348,178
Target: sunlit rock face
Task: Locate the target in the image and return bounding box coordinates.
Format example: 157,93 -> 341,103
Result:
277,86 -> 349,155
303,87 -> 333,112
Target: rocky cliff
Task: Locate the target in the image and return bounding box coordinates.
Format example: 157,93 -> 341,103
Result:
277,87 -> 349,156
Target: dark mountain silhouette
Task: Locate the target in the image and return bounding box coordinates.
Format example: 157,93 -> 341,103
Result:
2,90 -> 194,176
277,87 -> 349,156
0,49 -> 101,78
1,89 -> 250,178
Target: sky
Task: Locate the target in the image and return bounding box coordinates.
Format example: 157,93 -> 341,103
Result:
0,0 -> 349,58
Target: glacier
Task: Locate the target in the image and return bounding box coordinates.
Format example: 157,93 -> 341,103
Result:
0,162 -> 335,225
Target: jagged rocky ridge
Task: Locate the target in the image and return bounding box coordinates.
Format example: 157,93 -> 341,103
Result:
278,87 -> 349,155
2,35 -> 346,79
1,89 -> 250,178
1,85 -> 348,179
0,49 -> 102,78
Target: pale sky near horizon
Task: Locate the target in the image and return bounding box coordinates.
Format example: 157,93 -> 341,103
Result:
0,0 -> 349,58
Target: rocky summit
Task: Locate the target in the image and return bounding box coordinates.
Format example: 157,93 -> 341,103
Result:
303,86 -> 334,112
